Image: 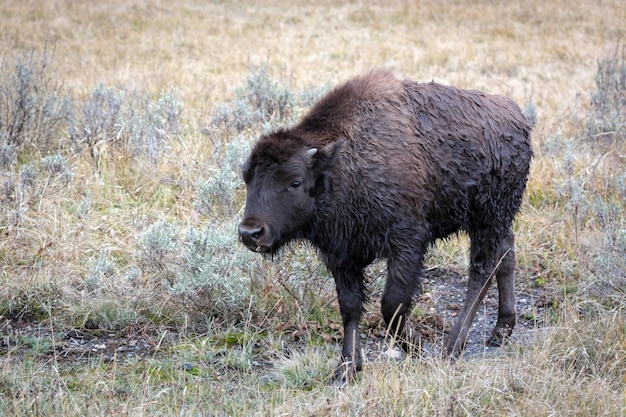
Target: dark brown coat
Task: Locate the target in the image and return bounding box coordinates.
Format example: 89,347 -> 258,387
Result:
238,70 -> 532,382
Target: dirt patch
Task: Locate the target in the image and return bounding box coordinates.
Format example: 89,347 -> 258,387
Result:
0,320 -> 177,363
362,266 -> 552,363
0,267 -> 554,367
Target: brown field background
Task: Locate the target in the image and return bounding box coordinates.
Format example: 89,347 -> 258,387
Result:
3,0 -> 623,115
1,0 -> 625,416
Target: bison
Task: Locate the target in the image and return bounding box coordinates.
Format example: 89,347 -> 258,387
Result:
237,70 -> 532,382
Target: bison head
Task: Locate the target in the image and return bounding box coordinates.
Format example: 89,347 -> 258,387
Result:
238,135 -> 342,254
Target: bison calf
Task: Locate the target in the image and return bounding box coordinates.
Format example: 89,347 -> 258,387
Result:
238,70 -> 532,382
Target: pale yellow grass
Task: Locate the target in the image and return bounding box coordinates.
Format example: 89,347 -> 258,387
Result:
2,0 -> 624,117
1,0 -> 625,415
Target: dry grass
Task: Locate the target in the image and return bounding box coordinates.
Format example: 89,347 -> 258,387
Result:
2,0 -> 623,109
1,0 -> 625,415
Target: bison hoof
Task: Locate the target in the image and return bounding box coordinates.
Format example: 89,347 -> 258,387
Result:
386,328 -> 422,357
330,357 -> 360,386
445,337 -> 467,358
487,324 -> 513,347
400,328 -> 423,356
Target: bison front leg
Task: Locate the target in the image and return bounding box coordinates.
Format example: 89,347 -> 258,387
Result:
381,251 -> 424,354
331,266 -> 367,384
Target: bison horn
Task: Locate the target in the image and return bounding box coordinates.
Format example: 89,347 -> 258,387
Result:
306,148 -> 318,158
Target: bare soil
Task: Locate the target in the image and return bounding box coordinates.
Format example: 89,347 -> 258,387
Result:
0,267 -> 553,369
0,320 -> 173,364
363,266 -> 553,364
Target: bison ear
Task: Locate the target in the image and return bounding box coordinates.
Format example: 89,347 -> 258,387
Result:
309,139 -> 344,172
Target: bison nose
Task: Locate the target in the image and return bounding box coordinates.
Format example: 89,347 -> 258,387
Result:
238,223 -> 265,249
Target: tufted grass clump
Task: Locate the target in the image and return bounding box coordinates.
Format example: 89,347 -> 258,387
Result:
269,347 -> 336,390
0,283 -> 59,322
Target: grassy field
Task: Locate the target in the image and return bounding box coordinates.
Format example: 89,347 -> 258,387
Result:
1,0 -> 625,415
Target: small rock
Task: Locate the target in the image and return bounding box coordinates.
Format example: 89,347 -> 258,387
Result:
381,346 -> 404,360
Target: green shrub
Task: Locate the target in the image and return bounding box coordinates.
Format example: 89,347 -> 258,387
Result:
194,134 -> 253,215
586,44 -> 626,144
0,153 -> 73,230
197,61 -> 328,216
0,47 -> 72,154
85,249 -> 118,293
134,218 -> 257,318
591,196 -> 626,306
522,92 -> 537,128
69,84 -> 183,163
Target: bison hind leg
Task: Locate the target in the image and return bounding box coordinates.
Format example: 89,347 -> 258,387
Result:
487,229 -> 517,347
446,226 -> 516,356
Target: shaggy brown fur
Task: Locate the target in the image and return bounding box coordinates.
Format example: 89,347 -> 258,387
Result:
238,70 -> 532,383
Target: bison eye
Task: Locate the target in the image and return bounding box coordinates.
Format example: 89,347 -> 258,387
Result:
289,180 -> 302,189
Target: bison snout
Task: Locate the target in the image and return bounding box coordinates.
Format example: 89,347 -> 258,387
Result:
238,221 -> 268,252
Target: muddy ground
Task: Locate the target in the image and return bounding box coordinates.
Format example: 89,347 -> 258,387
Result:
362,266 -> 552,364
0,267 -> 554,370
